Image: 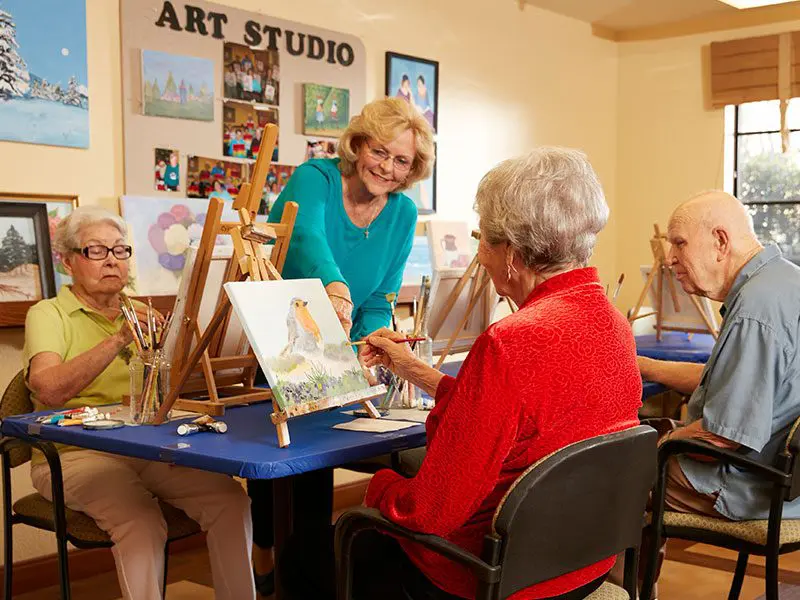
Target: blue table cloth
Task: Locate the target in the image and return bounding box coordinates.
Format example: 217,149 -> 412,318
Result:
635,332 -> 714,363
0,404 -> 426,480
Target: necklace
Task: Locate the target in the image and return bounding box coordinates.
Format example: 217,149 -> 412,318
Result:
363,199 -> 383,239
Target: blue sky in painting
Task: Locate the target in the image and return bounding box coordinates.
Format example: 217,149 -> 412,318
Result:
0,0 -> 88,87
142,50 -> 214,91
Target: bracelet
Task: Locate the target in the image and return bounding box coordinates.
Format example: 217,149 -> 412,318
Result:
327,292 -> 354,306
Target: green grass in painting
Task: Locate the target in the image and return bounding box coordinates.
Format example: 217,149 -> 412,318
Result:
144,99 -> 213,121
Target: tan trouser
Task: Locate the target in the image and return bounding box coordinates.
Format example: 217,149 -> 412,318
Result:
31,450 -> 255,600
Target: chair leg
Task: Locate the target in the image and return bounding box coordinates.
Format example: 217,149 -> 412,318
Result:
639,527 -> 660,600
163,542 -> 170,599
728,552 -> 748,600
765,549 -> 779,600
3,517 -> 12,600
56,530 -> 71,600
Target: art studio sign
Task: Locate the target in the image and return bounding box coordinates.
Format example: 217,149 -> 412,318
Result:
155,1 -> 356,66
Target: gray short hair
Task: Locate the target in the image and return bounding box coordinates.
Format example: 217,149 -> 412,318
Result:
475,147 -> 609,273
53,206 -> 127,256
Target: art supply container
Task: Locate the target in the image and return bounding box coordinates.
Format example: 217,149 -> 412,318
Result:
129,351 -> 171,424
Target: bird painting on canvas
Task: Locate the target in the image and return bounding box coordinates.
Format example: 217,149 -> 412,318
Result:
281,297 -> 323,356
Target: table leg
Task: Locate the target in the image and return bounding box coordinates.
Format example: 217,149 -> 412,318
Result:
273,476 -> 293,599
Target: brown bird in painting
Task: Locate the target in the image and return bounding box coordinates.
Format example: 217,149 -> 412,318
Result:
281,297 -> 323,355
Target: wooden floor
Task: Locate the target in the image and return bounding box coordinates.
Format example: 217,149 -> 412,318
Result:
11,540 -> 800,599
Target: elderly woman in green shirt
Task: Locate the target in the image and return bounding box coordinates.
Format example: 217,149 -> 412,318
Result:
250,97 -> 435,595
24,206 -> 256,600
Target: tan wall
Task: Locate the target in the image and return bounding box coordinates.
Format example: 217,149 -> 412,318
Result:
0,0 -> 619,563
615,20 -> 800,312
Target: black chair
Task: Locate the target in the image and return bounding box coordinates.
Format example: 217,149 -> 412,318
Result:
335,425 -> 657,600
640,415 -> 800,600
0,370 -> 203,600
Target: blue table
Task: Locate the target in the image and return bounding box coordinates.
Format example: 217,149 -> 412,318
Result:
636,332 -> 714,363
0,403 -> 426,480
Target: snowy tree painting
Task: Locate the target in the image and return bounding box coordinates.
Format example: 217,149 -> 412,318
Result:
142,50 -> 214,122
0,1 -> 89,148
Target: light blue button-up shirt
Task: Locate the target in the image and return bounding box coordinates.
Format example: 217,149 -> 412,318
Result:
680,244 -> 800,520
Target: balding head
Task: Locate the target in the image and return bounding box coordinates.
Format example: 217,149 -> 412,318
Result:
666,191 -> 763,301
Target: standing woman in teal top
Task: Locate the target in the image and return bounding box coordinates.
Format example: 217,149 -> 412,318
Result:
250,97 -> 435,596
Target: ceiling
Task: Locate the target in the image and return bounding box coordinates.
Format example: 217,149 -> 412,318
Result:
523,0 -> 800,40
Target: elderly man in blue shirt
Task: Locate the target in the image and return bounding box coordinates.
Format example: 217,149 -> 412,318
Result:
638,190 -> 800,592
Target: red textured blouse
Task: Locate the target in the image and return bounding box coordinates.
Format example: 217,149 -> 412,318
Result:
365,267 -> 642,599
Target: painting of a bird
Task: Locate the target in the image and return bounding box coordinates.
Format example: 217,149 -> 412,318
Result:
281,297 -> 323,356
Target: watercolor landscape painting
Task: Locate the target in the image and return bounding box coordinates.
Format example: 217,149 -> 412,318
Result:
224,279 -> 381,412
142,50 -> 213,121
0,0 -> 89,148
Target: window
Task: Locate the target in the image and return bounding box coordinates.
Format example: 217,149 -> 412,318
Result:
730,99 -> 800,263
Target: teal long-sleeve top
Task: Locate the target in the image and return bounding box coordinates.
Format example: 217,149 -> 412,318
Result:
268,158 -> 417,341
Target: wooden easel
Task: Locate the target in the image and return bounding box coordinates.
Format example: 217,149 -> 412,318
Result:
155,124 -> 382,446
628,224 -> 719,341
157,124 -> 295,418
429,230 -> 510,369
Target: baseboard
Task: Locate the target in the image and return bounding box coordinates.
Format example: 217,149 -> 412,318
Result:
0,478 -> 371,597
0,533 -> 206,599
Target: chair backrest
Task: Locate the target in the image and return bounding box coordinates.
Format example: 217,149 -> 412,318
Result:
491,425 -> 657,600
0,370 -> 33,467
783,415 -> 800,500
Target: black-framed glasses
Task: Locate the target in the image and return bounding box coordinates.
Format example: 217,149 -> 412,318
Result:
366,142 -> 413,173
72,245 -> 133,261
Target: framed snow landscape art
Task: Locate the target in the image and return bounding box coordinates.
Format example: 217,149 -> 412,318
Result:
0,1 -> 89,148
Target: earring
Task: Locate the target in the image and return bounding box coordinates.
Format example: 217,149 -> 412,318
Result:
506,264 -> 513,282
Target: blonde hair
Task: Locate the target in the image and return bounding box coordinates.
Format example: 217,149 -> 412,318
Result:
338,97 -> 435,190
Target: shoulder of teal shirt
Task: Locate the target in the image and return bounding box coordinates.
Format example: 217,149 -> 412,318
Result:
267,158 -> 341,224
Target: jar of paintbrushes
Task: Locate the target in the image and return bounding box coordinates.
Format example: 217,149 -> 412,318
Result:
120,297 -> 174,425
129,351 -> 171,424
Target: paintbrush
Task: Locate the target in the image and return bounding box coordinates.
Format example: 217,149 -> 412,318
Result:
125,297 -> 149,350
120,303 -> 145,355
147,297 -> 156,349
350,337 -> 426,347
612,273 -> 625,301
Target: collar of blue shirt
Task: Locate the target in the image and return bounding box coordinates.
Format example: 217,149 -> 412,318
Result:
721,243 -> 781,317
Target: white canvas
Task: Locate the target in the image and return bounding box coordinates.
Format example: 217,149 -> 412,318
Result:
428,268 -> 497,353
162,245 -> 249,372
640,265 -> 718,331
224,279 -> 383,412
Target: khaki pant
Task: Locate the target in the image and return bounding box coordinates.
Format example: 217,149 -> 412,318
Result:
31,449 -> 255,600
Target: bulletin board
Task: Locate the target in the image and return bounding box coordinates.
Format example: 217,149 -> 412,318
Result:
120,0 -> 367,198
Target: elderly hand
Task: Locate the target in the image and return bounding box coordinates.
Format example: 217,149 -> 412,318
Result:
326,282 -> 353,338
361,328 -> 419,381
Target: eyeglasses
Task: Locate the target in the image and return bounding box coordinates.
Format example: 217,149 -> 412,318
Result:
365,143 -> 413,173
72,245 -> 133,261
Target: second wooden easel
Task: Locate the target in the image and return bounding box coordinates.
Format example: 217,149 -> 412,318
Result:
628,224 -> 719,341
157,124 -> 297,418
429,230 -> 513,369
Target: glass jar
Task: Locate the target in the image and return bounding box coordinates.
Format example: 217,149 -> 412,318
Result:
129,351 -> 171,424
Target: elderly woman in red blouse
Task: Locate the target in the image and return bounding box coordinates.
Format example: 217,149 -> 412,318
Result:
280,147 -> 642,600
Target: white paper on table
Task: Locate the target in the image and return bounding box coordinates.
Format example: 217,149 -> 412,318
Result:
333,418 -> 421,433
343,408 -> 430,424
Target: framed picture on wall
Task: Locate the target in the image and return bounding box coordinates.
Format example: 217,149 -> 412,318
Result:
385,52 -> 438,133
0,193 -> 77,293
0,202 -> 56,304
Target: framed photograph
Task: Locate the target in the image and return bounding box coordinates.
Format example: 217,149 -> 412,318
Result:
259,164 -> 297,216
0,1 -> 89,148
385,52 -> 438,133
302,84 -> 350,137
154,147 -> 180,192
0,193 -> 77,292
223,42 -> 279,106
223,101 -> 278,162
142,49 -> 214,122
0,202 -> 56,304
186,155 -> 248,199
